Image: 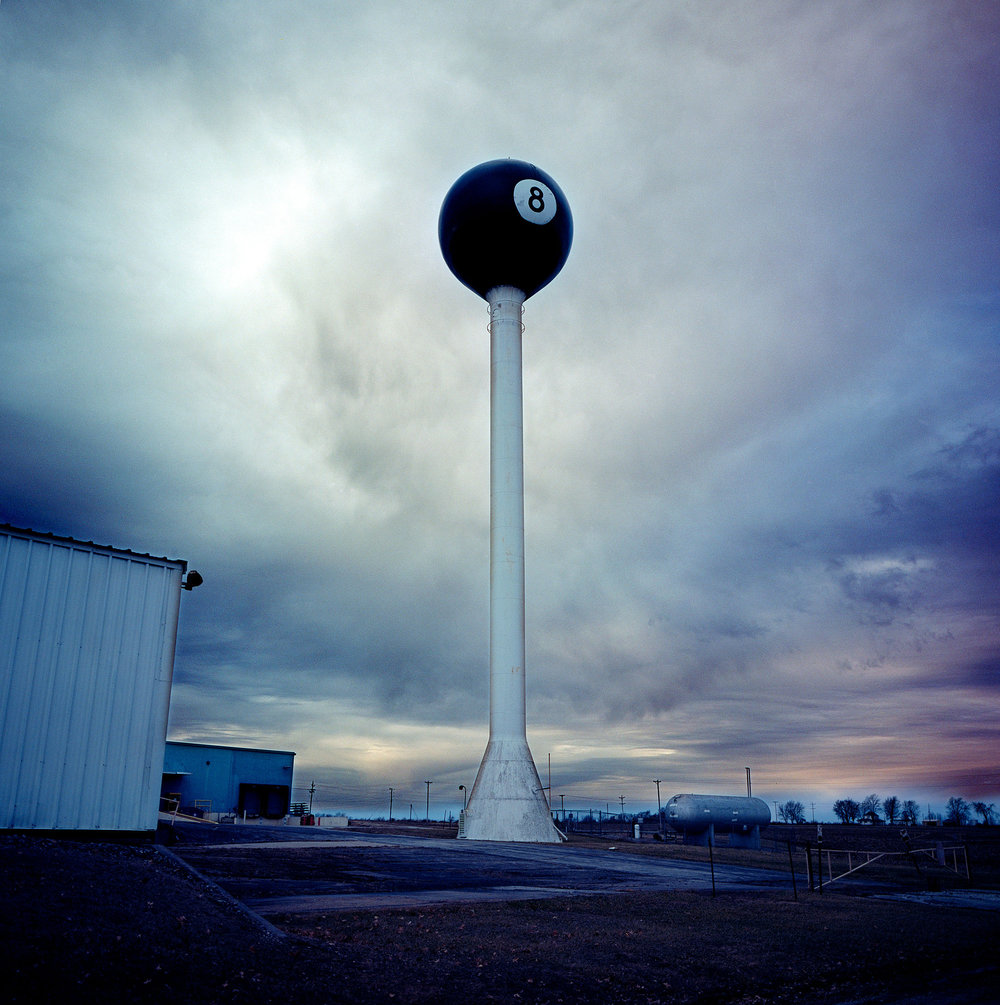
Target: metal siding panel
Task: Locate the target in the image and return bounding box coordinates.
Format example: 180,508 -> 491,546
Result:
142,567 -> 179,827
104,559 -> 150,829
1,539 -> 68,827
0,538 -> 35,823
49,546 -> 106,826
223,748 -> 239,813
0,530 -> 184,831
0,536 -> 30,825
0,536 -> 33,825
40,548 -> 87,825
211,748 -> 233,815
65,549 -> 118,829
0,534 -> 16,823
88,553 -> 131,829
99,558 -> 169,830
29,543 -> 79,828
124,561 -> 176,829
56,551 -> 109,827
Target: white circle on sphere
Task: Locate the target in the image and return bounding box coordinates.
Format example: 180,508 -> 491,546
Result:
513,179 -> 557,225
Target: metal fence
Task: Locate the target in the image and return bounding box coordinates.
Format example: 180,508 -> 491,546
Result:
807,842 -> 969,886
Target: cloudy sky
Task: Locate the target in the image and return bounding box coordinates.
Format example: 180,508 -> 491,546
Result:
3,1 -> 998,821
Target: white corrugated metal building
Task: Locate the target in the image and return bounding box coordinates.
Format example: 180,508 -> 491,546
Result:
0,525 -> 191,834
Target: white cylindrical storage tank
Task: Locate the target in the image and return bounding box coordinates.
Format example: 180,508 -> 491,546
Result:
666,794 -> 771,845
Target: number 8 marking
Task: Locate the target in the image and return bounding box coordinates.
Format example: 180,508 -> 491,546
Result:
514,179 -> 557,225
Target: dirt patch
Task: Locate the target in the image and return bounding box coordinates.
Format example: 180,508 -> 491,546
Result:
3,832 -> 998,1003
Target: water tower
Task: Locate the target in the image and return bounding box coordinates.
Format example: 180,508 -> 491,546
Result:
440,159 -> 572,842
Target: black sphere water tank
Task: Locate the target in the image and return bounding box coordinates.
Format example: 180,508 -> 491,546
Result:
439,159 -> 572,300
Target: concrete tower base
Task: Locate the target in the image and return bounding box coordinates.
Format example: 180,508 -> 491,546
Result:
459,738 -> 564,842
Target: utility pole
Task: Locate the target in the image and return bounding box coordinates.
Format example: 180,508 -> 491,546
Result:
309,780 -> 315,814
745,767 -> 751,798
388,787 -> 394,821
619,794 -> 626,817
425,780 -> 433,821
653,779 -> 663,834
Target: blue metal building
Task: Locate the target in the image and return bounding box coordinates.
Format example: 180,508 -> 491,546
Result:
162,741 -> 294,820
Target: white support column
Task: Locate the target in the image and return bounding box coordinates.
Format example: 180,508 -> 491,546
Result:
459,285 -> 561,842
489,285 -> 527,741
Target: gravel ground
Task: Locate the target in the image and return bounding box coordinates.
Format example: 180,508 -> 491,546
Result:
3,830 -> 999,1004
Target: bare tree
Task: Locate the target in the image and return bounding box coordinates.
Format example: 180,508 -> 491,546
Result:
972,801 -> 996,825
883,795 -> 899,824
860,793 -> 882,824
779,800 -> 806,823
900,800 -> 920,825
833,798 -> 860,824
945,797 -> 971,825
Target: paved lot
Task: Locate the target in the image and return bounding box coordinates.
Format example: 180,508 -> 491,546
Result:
170,822 -> 792,914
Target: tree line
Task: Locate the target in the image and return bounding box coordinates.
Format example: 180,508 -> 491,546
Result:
776,795 -> 996,826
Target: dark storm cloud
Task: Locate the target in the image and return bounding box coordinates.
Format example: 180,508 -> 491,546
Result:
957,659 -> 1000,692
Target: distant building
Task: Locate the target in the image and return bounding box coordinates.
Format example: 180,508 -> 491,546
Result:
161,741 -> 294,820
0,525 -> 189,834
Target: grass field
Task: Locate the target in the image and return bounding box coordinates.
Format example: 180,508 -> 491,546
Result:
3,823 -> 999,1003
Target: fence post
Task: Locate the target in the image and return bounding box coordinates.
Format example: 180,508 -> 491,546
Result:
787,841 -> 798,901
708,832 -> 716,898
816,824 -> 823,895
